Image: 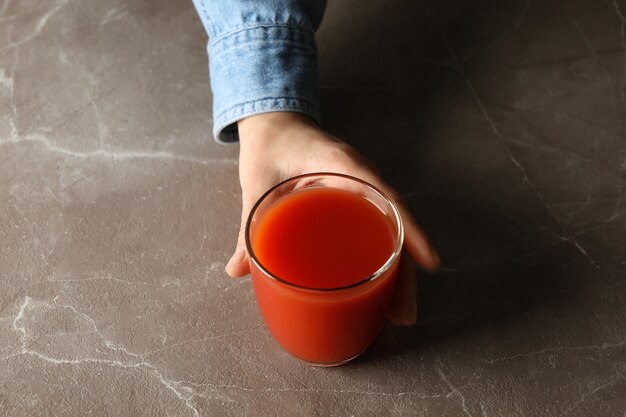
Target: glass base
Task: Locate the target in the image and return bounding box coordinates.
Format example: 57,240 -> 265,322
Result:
294,350 -> 366,367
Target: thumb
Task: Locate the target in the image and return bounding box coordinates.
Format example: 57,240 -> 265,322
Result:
225,193 -> 255,278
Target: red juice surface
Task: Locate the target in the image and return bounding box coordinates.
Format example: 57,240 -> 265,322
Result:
252,187 -> 395,288
249,186 -> 400,364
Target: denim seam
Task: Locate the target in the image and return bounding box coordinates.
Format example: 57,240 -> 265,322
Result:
210,27 -> 316,58
217,96 -> 319,117
216,97 -> 319,127
211,41 -> 317,59
210,23 -> 315,47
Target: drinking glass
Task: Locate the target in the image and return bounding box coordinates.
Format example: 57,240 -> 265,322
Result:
246,173 -> 404,366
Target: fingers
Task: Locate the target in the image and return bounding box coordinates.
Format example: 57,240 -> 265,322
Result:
225,224 -> 250,278
225,192 -> 256,278
395,200 -> 440,271
366,177 -> 440,271
386,251 -> 418,325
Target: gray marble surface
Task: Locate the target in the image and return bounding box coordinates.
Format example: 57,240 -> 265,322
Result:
1,0 -> 625,415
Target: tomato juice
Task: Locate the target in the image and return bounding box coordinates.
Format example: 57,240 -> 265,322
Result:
247,175 -> 402,365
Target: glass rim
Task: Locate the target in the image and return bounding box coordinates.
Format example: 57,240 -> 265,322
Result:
245,172 -> 405,292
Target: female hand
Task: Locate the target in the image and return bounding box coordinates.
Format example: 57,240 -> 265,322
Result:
226,112 -> 440,325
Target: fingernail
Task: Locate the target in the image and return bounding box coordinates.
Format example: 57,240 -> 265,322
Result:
226,250 -> 244,271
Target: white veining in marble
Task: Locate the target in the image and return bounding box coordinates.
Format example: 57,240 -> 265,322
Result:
2,0 -> 625,415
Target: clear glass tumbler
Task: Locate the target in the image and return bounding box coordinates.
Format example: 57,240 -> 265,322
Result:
246,173 -> 404,366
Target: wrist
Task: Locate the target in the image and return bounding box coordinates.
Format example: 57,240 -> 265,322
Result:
238,112 -> 319,147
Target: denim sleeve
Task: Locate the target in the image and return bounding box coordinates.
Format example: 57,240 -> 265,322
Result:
191,0 -> 326,143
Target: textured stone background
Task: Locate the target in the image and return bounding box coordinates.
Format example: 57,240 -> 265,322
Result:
1,0 -> 625,416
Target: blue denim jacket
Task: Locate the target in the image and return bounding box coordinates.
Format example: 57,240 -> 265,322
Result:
191,0 -> 326,142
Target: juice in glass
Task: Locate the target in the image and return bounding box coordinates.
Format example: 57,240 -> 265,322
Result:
246,173 -> 403,366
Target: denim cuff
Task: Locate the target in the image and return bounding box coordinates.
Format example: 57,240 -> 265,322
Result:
209,25 -> 321,143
